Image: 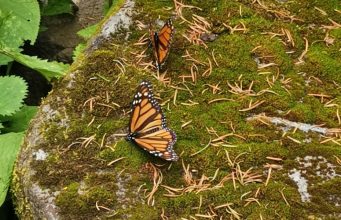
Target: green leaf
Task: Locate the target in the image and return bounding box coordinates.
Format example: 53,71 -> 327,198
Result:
72,43 -> 86,61
0,47 -> 69,81
77,24 -> 98,40
0,54 -> 14,66
0,132 -> 24,206
0,76 -> 27,116
41,0 -> 74,16
1,106 -> 37,133
0,0 -> 40,65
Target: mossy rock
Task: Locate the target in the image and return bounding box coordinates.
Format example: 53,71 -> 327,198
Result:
12,0 -> 341,219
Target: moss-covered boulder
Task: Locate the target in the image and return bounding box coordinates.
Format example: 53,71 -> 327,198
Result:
12,0 -> 341,219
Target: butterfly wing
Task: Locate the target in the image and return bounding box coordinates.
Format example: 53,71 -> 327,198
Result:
134,128 -> 178,161
129,81 -> 165,134
127,81 -> 178,161
150,19 -> 174,70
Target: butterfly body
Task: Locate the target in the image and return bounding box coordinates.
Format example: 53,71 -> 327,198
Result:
150,19 -> 174,70
127,81 -> 178,161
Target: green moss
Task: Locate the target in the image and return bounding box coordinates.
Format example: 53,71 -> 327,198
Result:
55,183 -> 89,217
17,0 -> 341,219
302,45 -> 341,84
310,178 -> 341,216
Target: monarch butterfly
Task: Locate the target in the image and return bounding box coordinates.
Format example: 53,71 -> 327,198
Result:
150,19 -> 174,70
126,81 -> 178,161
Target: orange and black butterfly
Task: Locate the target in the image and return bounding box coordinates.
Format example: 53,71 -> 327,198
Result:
150,19 -> 175,70
126,81 -> 178,161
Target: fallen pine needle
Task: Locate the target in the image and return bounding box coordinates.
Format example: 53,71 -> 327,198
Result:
107,157 -> 126,166
191,138 -> 212,156
145,163 -> 163,206
208,98 -> 234,104
266,156 -> 283,161
112,133 -> 128,137
239,100 -> 265,112
334,155 -> 341,165
214,202 -> 234,209
195,214 -> 214,219
265,167 -> 272,186
95,201 -> 112,211
287,136 -> 301,144
181,120 -> 193,129
280,188 -> 290,206
212,133 -> 233,142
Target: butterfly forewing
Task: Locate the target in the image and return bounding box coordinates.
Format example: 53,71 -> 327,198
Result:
127,81 -> 178,161
129,82 -> 163,133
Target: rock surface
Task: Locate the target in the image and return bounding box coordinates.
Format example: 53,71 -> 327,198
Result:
13,0 -> 341,219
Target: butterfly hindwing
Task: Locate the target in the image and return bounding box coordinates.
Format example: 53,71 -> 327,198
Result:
127,81 -> 178,161
134,128 -> 177,161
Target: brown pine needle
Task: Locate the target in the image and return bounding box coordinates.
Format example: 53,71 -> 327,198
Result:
145,163 -> 163,206
265,167 -> 272,186
296,37 -> 309,64
112,133 -> 128,137
208,98 -> 234,104
264,163 -> 283,169
107,157 -> 126,166
334,155 -> 341,165
212,133 -> 233,142
214,202 -> 234,209
95,201 -> 112,211
211,50 -> 219,67
320,137 -> 335,144
258,62 -> 277,69
191,138 -> 212,156
239,100 -> 265,112
181,100 -> 199,106
244,197 -> 261,207
308,93 -> 331,99
232,172 -> 236,190
195,214 -> 214,219
209,168 -> 220,182
287,136 -> 301,144
191,63 -> 198,82
173,89 -> 178,106
266,156 -> 283,161
160,208 -> 168,220
162,185 -> 184,192
280,188 -> 290,206
202,58 -> 212,77
225,203 -> 242,220
314,6 -> 327,16
100,133 -> 107,148
87,116 -> 95,127
181,120 -> 193,129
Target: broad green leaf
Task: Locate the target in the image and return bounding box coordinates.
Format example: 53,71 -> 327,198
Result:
0,132 -> 24,206
1,106 -> 37,133
0,76 -> 27,116
73,43 -> 86,61
0,0 -> 40,65
77,24 -> 98,40
41,0 -> 74,16
0,54 -> 14,66
0,47 -> 69,81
